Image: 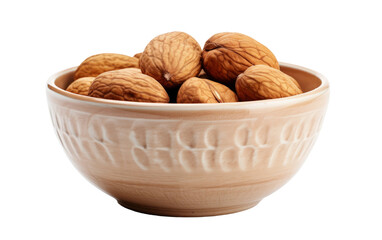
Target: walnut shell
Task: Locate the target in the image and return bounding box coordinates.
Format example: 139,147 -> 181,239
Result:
140,31 -> 202,89
88,68 -> 169,103
74,53 -> 139,80
66,77 -> 95,95
202,32 -> 279,86
177,77 -> 238,103
133,52 -> 142,59
235,65 -> 302,101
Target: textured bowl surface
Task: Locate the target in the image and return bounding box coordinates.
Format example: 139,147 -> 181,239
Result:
46,63 -> 329,216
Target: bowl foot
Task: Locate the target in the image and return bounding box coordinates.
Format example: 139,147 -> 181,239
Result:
117,200 -> 261,217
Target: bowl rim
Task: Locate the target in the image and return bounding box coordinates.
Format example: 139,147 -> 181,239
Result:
47,62 -> 329,110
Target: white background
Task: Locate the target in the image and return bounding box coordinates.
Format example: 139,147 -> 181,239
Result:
1,0 -> 381,239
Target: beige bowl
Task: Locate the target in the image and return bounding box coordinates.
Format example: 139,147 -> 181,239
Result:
46,63 -> 329,217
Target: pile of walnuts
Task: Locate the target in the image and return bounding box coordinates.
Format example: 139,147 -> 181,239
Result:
66,31 -> 302,103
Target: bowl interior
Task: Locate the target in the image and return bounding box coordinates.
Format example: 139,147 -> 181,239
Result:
55,70 -> 75,90
53,64 -> 323,94
279,65 -> 322,93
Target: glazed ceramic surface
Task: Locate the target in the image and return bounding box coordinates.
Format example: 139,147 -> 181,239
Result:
46,63 -> 329,216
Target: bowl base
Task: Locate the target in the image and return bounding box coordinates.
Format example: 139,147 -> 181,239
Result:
117,200 -> 261,217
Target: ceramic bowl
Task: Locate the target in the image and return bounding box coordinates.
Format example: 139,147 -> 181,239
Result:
46,63 -> 329,217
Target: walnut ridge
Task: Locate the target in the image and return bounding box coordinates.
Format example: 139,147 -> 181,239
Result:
202,32 -> 279,86
139,31 -> 202,89
66,77 -> 95,95
235,65 -> 302,101
177,77 -> 238,103
88,68 -> 169,103
133,53 -> 142,59
74,53 -> 139,80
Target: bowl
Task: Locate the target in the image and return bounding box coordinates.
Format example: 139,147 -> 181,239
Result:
46,63 -> 329,217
